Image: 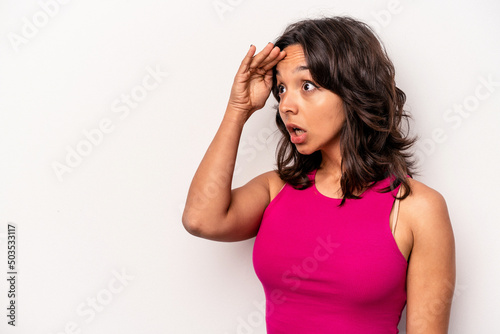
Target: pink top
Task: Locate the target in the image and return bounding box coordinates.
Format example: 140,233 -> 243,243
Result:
253,170 -> 407,333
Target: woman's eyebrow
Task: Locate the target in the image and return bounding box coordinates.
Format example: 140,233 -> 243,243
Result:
294,65 -> 309,73
276,65 -> 310,77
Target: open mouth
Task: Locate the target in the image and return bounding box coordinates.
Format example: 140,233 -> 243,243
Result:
292,127 -> 305,136
286,124 -> 306,136
286,124 -> 307,144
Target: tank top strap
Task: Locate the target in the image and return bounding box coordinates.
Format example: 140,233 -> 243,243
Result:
366,175 -> 402,195
365,176 -> 405,236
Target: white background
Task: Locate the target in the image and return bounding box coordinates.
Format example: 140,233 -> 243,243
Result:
1,0 -> 499,333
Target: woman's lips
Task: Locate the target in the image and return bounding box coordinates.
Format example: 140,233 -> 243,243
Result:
286,124 -> 307,144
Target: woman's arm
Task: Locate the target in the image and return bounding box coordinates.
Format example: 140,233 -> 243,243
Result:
182,43 -> 286,242
403,179 -> 456,333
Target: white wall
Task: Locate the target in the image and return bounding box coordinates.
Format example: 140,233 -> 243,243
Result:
0,0 -> 499,333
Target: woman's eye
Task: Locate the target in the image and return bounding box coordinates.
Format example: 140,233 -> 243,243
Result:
278,85 -> 286,95
303,82 -> 316,91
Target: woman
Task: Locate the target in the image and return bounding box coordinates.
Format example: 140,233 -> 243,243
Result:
183,16 -> 455,333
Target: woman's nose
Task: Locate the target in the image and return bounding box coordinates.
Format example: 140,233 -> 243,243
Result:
279,92 -> 298,115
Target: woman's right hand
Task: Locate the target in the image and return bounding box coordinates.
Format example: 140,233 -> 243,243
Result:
227,43 -> 286,120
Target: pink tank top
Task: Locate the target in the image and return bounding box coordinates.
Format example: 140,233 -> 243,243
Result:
253,170 -> 407,333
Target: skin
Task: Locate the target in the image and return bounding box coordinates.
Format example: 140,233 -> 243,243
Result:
276,45 -> 345,157
183,43 -> 455,333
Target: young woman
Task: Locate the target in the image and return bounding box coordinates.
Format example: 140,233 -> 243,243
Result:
183,16 -> 455,334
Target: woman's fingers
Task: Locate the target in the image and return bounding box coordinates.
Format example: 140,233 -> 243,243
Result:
236,44 -> 257,75
248,42 -> 276,70
261,49 -> 286,71
237,43 -> 286,78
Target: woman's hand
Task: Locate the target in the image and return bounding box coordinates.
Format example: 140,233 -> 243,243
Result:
227,43 -> 286,120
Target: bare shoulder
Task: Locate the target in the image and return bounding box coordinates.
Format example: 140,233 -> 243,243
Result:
402,178 -> 452,235
405,178 -> 448,210
254,170 -> 286,201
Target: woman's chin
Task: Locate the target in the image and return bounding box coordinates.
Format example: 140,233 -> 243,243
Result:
295,145 -> 316,156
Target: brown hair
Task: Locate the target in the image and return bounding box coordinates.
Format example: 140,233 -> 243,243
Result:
271,16 -> 416,205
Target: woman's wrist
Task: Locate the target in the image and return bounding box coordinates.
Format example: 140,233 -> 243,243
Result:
223,104 -> 252,128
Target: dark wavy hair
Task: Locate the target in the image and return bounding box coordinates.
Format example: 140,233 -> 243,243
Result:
271,16 -> 416,205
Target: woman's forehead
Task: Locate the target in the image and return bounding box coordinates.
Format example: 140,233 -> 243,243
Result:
276,44 -> 308,75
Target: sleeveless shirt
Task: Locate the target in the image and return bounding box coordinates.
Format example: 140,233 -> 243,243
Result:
252,170 -> 407,333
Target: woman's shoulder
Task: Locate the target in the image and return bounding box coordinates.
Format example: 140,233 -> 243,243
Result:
401,178 -> 451,233
405,178 -> 447,209
256,170 -> 286,202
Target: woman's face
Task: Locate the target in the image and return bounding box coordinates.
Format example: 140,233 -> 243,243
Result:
276,44 -> 346,156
